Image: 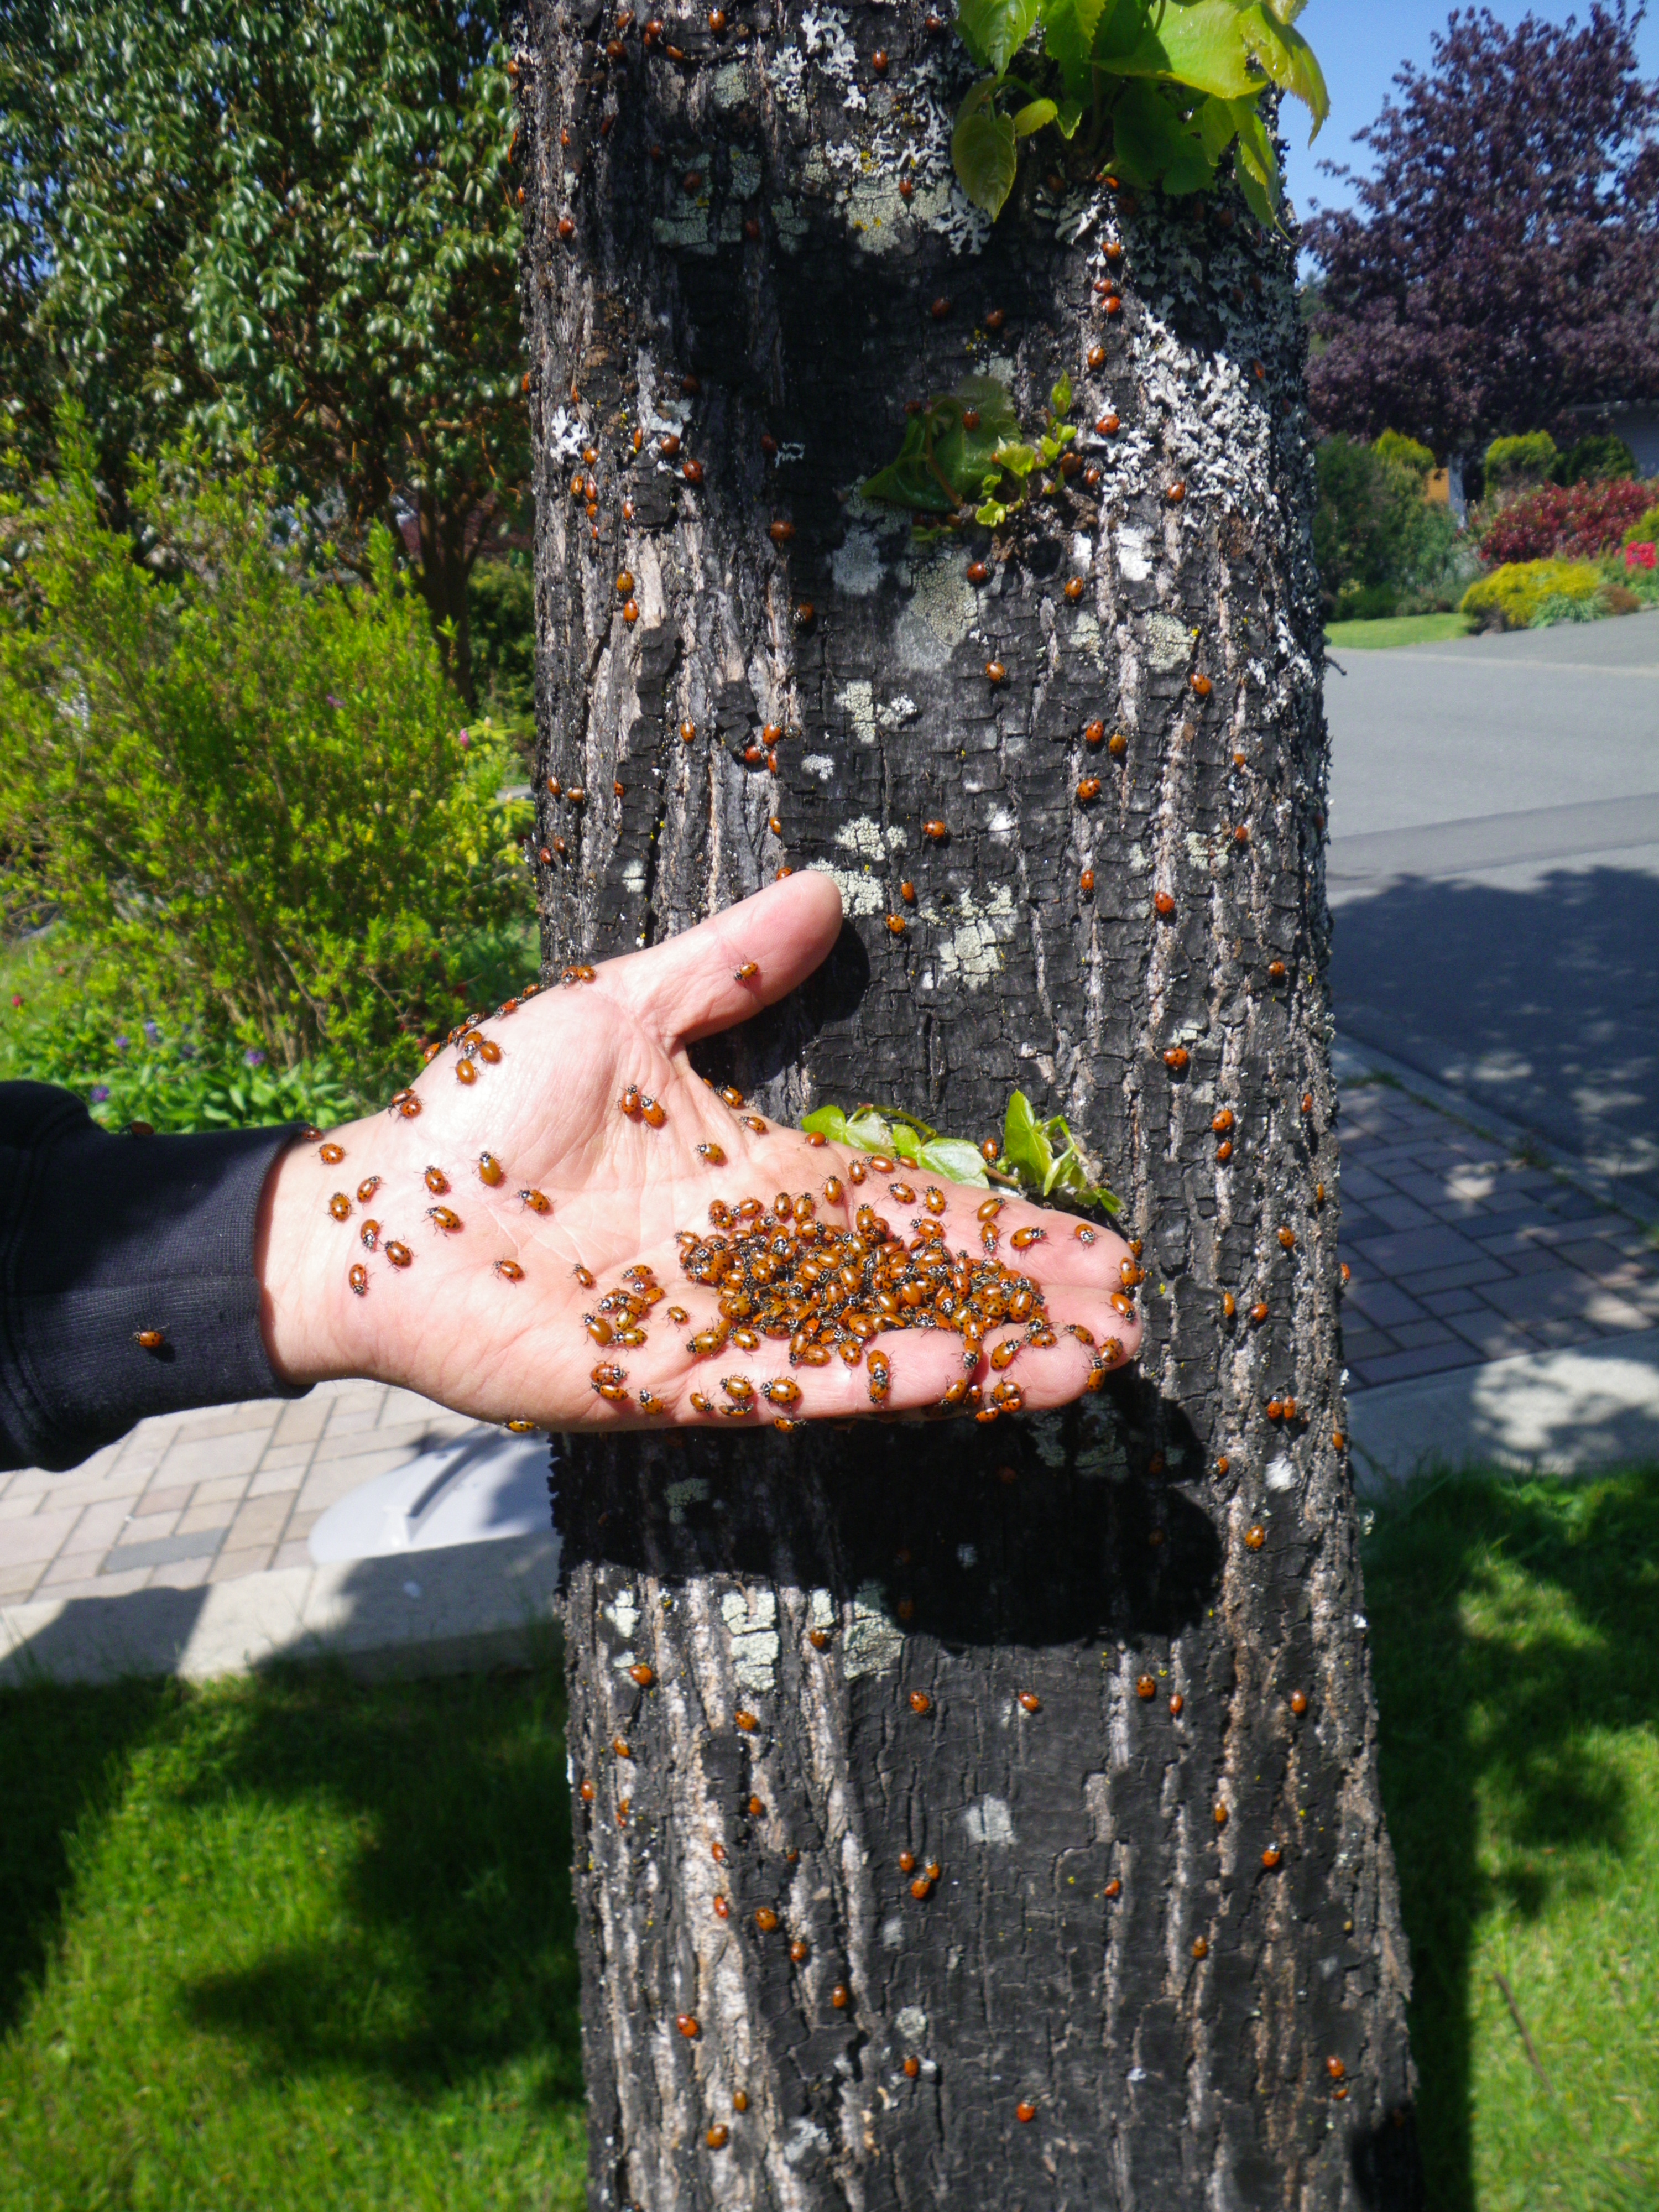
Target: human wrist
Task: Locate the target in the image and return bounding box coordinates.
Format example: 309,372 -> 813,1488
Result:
254,1121 -> 379,1387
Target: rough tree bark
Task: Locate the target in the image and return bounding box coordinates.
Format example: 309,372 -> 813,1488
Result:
515,4 -> 1425,2205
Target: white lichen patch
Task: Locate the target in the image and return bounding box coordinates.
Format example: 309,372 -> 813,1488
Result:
836,677 -> 877,744
1027,1414 -> 1068,1469
962,1796 -> 1016,1846
721,1587 -> 781,1692
846,169 -> 908,249
832,525 -> 884,596
875,694 -> 918,728
801,752 -> 835,781
1116,525 -> 1151,582
905,547 -> 975,646
821,865 -> 887,918
882,1916 -> 906,1949
545,405 -> 588,464
1070,609 -> 1105,664
835,816 -> 906,862
653,207 -> 713,252
895,2006 -> 928,2041
1145,612 -> 1193,671
1265,1453 -> 1298,1493
620,857 -> 646,892
844,1581 -> 903,1678
807,1587 -> 835,1629
800,4 -> 863,107
770,196 -> 809,252
709,62 -> 752,114
605,1588 -> 640,1640
664,1477 -> 709,1524
919,884 -> 1015,990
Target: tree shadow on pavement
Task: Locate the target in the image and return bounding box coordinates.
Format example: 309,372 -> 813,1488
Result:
1331,865 -> 1659,1209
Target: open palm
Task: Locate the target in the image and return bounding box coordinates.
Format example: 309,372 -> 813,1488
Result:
266,876 -> 1142,1430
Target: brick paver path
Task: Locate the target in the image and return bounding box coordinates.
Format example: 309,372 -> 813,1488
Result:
1339,1081 -> 1659,1387
4,1078 -> 1656,1607
0,1380 -> 479,1609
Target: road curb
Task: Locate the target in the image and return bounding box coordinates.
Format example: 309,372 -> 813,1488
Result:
1348,1326 -> 1659,1490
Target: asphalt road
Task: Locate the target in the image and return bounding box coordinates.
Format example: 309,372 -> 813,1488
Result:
1324,610 -> 1659,1209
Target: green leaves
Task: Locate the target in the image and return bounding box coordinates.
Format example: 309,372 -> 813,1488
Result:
1000,1091 -> 1123,1212
949,0 -> 1327,226
0,413 -> 531,1087
957,0 -> 1044,76
800,1093 -> 1121,1214
952,82 -> 1020,217
863,377 -> 1028,519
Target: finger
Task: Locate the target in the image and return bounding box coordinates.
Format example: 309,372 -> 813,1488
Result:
604,873 -> 844,1047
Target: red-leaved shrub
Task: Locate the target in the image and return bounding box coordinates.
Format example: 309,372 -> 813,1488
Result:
1480,478 -> 1656,564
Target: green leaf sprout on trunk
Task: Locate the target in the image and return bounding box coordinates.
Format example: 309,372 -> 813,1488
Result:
950,0 -> 1328,224
801,1092 -> 1122,1215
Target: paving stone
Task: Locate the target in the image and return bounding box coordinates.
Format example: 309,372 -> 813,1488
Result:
0,1507 -> 84,1571
269,1395 -> 333,1447
1420,1287 -> 1489,1319
136,1483 -> 194,1517
1345,1280 -> 1427,1330
176,1504 -> 236,1538
188,1473 -> 253,1510
207,1545 -> 273,1584
0,1493 -> 48,1523
1354,1342 -> 1486,1386
1341,1326 -> 1400,1365
1443,1310 -> 1541,1362
148,1556 -> 213,1592
247,1458 -> 314,1495
155,1431 -> 267,1484
1479,1272 -> 1623,1326
39,1547 -> 114,1589
1389,1319 -> 1460,1352
0,1560 -> 45,1600
223,1494 -> 295,1550
69,1499 -> 142,1554
1366,1194 -> 1442,1232
1392,1258 -> 1516,1296
101,1529 -> 227,1574
1343,1224 -> 1493,1275
1337,1165 -> 1393,1202
39,1567 -> 153,1600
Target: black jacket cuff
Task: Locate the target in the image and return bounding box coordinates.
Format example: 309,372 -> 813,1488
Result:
0,1082 -> 310,1473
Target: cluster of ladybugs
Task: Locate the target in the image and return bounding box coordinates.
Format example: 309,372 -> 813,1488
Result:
582,1123 -> 1130,1425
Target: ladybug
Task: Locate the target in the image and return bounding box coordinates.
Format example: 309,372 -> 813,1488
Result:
478,1152 -> 505,1185
134,1328 -> 166,1352
494,1259 -> 525,1281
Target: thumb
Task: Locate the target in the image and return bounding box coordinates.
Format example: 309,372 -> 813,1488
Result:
608,873 -> 846,1048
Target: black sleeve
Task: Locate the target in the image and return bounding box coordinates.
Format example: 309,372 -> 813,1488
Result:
0,1082 -> 311,1474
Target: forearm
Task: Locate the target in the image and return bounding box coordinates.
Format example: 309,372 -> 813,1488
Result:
0,1083 -> 310,1473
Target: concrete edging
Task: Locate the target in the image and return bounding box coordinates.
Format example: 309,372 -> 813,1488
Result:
0,1531 -> 560,1689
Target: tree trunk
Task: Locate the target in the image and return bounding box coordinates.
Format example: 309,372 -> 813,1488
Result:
413,492 -> 478,708
516,7 -> 1425,2206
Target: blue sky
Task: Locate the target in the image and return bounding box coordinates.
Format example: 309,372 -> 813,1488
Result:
1281,1 -> 1659,220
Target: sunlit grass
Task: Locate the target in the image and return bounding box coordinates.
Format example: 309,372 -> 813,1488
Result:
1326,610 -> 1479,650
0,1655 -> 584,2210
1365,1468 -> 1659,2211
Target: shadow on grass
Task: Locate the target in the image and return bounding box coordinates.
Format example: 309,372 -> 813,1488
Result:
1363,1466 -> 1659,2212
0,1636 -> 581,2116
0,1672 -> 171,2036
176,1644 -> 582,2109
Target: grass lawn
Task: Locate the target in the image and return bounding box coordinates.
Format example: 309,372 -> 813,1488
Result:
1,1473 -> 1653,2208
0,1650 -> 585,2210
1326,610 -> 1479,650
1364,1468 -> 1659,2211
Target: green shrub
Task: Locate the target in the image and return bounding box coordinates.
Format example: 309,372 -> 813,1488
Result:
1484,431 -> 1559,487
1551,432 -> 1637,486
467,553 -> 537,744
0,415 -> 534,1096
1373,430 -> 1435,477
1313,434 -> 1467,617
1462,559 -> 1603,629
1622,503 -> 1659,548
1332,582 -> 1400,622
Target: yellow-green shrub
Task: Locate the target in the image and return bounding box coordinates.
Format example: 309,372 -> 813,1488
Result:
0,415 -> 533,1091
1461,560 -> 1603,629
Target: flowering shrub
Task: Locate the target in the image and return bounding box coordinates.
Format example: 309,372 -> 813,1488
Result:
1480,478 -> 1656,564
1627,543 -> 1657,572
1462,560 -> 1603,629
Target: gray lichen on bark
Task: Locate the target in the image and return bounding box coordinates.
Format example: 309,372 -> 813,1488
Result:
515,2 -> 1424,2204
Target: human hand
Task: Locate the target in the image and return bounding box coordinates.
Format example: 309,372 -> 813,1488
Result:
255,874 -> 1142,1431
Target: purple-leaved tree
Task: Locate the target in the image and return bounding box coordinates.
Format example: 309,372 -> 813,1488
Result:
1304,2 -> 1659,457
